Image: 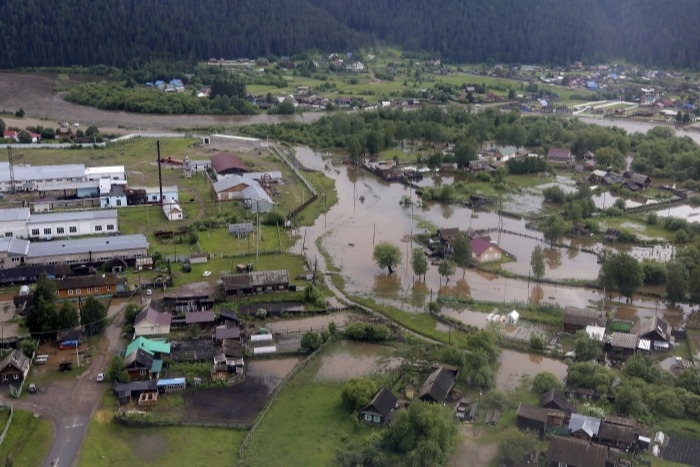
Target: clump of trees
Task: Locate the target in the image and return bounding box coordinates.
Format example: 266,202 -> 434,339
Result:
373,242 -> 402,275
598,251 -> 643,301
344,321 -> 392,342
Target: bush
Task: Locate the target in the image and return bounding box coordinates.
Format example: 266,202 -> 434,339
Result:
344,322 -> 392,342
532,371 -> 563,393
263,210 -> 286,226
300,331 -> 322,352
341,378 -> 377,413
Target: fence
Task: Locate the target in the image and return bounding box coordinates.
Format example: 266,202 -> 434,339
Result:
113,415 -> 251,430
0,405 -> 14,447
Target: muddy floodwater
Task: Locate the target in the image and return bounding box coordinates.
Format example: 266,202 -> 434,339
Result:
496,349 -> 568,391
314,341 -> 399,382
264,311 -> 361,334
247,357 -> 301,388
293,146 -> 696,326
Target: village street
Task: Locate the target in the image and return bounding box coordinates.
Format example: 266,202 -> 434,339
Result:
1,300 -> 130,467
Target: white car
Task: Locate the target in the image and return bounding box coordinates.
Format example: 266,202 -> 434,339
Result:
96,373 -> 105,383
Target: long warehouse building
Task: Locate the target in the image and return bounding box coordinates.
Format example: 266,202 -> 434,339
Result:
0,207 -> 119,239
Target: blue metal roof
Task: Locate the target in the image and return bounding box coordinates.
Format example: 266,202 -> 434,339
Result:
157,377 -> 186,386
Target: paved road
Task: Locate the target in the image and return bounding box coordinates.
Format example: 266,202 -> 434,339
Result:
2,300 -> 129,467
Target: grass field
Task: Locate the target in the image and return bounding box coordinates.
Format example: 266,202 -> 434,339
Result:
78,396 -> 246,466
0,409 -> 53,467
239,343 -> 380,466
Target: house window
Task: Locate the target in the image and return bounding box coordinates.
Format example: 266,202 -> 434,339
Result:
68,290 -> 74,295
116,199 -> 122,206
13,374 -> 19,380
364,414 -> 372,421
107,224 -> 114,231
373,415 -> 381,423
56,227 -> 65,234
4,232 -> 12,237
69,226 -> 77,233
94,225 -> 103,232
140,370 -> 147,376
76,288 -> 81,295
44,228 -> 52,235
1,375 -> 7,382
86,288 -> 91,293
31,229 -> 40,236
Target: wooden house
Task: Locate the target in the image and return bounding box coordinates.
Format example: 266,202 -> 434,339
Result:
134,308 -> 172,337
470,237 -> 502,263
547,148 -> 574,164
221,269 -> 290,296
547,436 -> 609,467
539,389 -> 576,416
563,307 -> 607,332
0,350 -> 30,384
417,365 -> 458,403
359,387 -> 398,425
516,403 -> 566,438
53,273 -> 119,299
631,316 -> 673,346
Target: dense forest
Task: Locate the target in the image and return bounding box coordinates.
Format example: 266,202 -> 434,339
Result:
1,0 -> 699,69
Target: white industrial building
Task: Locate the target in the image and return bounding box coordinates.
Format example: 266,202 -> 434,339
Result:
0,162 -> 125,194
27,209 -> 119,238
0,207 -> 118,239
212,176 -> 274,212
24,234 -> 149,266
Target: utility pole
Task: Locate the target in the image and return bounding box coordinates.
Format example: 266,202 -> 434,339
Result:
156,140 -> 163,206
7,146 -> 16,194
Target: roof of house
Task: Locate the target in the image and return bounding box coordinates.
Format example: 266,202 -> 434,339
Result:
126,337 -> 171,356
185,311 -> 216,324
360,387 -> 398,418
563,307 -> 607,328
610,332 -> 638,350
27,234 -> 148,259
0,208 -> 30,222
547,147 -> 572,160
222,269 -> 290,290
162,200 -> 182,216
112,379 -> 158,396
603,415 -> 636,428
219,310 -> 238,322
57,328 -> 83,342
210,152 -> 249,174
0,350 -> 30,374
28,209 -> 117,225
222,339 -> 244,358
497,146 -> 518,157
660,435 -> 700,466
630,173 -> 650,185
418,365 -> 458,403
215,326 -> 241,340
539,389 -> 575,412
547,436 -> 608,467
128,185 -> 179,195
471,237 -> 495,256
0,162 -> 86,183
135,308 -> 172,328
52,273 -> 118,290
517,403 -> 551,424
242,184 -> 273,205
212,175 -> 250,193
631,316 -> 672,342
568,413 -> 602,437
597,421 -> 636,445
123,347 -> 154,369
0,237 -> 30,256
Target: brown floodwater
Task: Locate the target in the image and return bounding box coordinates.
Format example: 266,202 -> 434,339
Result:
264,311 -> 361,334
314,341 -> 399,382
292,145 -> 696,327
246,357 -> 301,389
496,349 -> 568,391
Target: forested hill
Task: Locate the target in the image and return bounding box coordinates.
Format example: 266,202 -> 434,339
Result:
1,0 -> 699,69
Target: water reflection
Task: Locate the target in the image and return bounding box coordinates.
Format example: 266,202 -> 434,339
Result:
543,247 -> 563,270
373,273 -> 402,299
529,284 -> 544,304
411,281 -> 429,308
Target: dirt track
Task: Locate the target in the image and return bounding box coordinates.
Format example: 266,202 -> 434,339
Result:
0,72 -> 321,133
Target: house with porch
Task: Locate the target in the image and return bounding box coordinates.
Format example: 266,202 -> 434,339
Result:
123,347 -> 162,380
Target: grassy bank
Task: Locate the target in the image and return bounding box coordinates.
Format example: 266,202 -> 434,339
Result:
78,396 -> 245,466
0,410 -> 53,466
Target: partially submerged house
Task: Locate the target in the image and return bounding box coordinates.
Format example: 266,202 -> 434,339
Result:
471,237 -> 502,263
359,387 -> 398,425
417,365 -> 458,403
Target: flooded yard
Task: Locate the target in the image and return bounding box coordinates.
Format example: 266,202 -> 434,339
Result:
264,310 -> 361,334
314,341 -> 399,382
496,349 -> 568,392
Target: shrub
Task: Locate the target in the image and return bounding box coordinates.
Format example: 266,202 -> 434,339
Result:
344,321 -> 392,342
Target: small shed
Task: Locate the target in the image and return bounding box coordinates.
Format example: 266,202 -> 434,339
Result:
506,310 -> 519,325
252,345 -> 277,356
157,377 -> 186,393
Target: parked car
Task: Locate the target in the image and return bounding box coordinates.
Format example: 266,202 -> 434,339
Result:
145,289 -> 153,296
28,384 -> 37,394
96,373 -> 105,383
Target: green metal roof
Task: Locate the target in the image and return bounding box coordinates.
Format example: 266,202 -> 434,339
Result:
126,336 -> 171,357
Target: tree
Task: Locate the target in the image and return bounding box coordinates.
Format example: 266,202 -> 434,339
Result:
451,232 -> 471,278
80,296 -> 107,336
300,331 -> 322,352
19,339 -> 38,358
530,245 -> 545,281
532,371 -> 563,393
124,303 -> 142,330
18,130 -> 31,144
341,378 -> 377,413
666,261 -> 688,304
438,260 -> 456,285
411,248 -> 428,282
529,334 -> 546,352
0,118 -> 5,136
85,125 -> 100,137
107,355 -> 128,383
497,427 -> 537,465
542,186 -> 566,203
543,220 -> 565,245
346,137 -> 363,165
598,252 -> 643,301
57,301 -> 79,330
574,330 -> 602,362
454,137 -> 477,167
383,401 -> 458,466
373,242 -> 402,274
676,367 -> 700,396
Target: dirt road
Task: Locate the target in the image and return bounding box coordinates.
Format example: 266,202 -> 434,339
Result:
1,300 -> 130,467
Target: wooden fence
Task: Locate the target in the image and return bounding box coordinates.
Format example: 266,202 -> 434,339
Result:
0,405 -> 14,447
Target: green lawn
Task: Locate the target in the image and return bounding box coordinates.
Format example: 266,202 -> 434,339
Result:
239,345 -> 380,466
78,396 -> 245,466
0,409 -> 53,467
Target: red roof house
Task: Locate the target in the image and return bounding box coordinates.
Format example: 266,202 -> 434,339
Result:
471,237 -> 502,263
